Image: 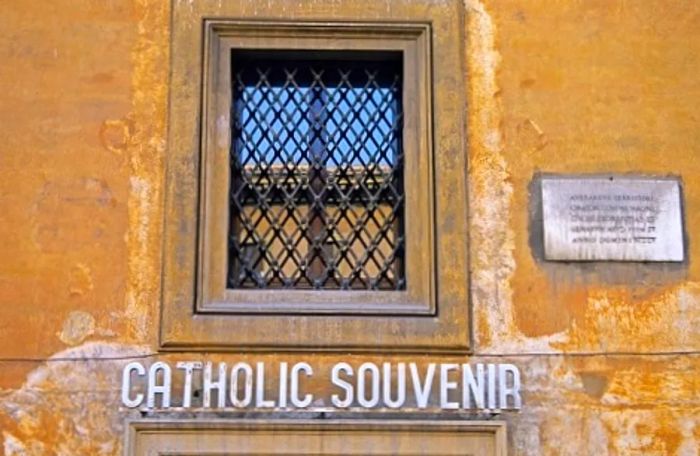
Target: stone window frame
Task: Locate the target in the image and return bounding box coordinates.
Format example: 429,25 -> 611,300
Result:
226,48 -> 407,292
201,22 -> 433,314
125,419 -> 507,455
160,0 -> 470,352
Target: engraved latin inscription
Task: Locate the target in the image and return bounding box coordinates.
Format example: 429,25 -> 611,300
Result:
542,178 -> 684,261
568,193 -> 658,245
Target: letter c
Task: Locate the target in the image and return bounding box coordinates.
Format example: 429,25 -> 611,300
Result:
121,362 -> 145,408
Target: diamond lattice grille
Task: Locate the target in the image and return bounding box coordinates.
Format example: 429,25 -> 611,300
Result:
228,50 -> 405,290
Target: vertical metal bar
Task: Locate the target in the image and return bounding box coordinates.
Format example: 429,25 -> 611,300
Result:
308,78 -> 327,287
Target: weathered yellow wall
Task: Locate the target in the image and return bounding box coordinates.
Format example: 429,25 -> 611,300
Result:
1,0 -> 699,454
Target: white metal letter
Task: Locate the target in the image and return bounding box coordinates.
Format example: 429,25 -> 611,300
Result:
176,361 -> 202,408
357,363 -> 380,408
203,362 -> 227,408
498,364 -> 522,409
382,363 -> 406,408
290,362 -> 313,408
439,364 -> 459,409
410,363 -> 435,409
331,362 -> 354,408
278,362 -> 288,409
255,362 -> 275,408
147,362 -> 172,409
462,363 -> 485,409
229,362 -> 253,408
121,362 -> 145,408
487,363 -> 497,410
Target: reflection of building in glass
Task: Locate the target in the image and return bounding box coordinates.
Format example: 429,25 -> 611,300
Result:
229,50 -> 405,290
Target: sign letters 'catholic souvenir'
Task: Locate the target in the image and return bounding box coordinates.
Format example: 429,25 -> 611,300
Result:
122,361 -> 522,411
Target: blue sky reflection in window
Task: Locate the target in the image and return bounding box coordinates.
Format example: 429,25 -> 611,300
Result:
229,50 -> 405,291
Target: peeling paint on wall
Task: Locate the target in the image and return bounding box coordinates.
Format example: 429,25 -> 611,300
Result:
122,0 -> 169,345
1,343 -> 151,454
466,0 -> 568,353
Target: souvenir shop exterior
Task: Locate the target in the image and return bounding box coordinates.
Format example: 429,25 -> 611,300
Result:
1,1 -> 699,454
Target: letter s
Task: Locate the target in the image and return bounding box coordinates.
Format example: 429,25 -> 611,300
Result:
331,362 -> 354,408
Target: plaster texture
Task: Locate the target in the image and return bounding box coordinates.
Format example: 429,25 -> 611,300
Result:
1,0 -> 699,454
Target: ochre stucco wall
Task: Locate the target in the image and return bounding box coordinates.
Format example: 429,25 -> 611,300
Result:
1,1 -> 699,454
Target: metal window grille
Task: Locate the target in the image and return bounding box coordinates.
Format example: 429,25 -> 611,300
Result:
228,50 -> 405,290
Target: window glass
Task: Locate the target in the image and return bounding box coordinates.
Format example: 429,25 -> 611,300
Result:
229,50 -> 405,290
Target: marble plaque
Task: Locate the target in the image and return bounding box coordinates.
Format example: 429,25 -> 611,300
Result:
542,177 -> 684,261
